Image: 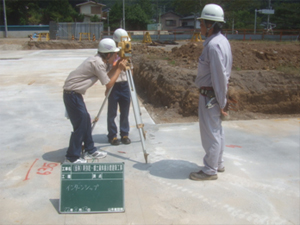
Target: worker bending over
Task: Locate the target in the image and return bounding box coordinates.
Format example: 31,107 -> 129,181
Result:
63,38 -> 127,163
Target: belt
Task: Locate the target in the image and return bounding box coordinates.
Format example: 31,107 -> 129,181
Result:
63,90 -> 80,95
199,87 -> 215,98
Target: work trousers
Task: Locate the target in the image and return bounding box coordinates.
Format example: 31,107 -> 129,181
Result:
63,91 -> 96,162
107,82 -> 131,140
198,95 -> 225,175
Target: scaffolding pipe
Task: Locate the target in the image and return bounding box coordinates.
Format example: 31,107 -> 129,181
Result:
3,0 -> 8,38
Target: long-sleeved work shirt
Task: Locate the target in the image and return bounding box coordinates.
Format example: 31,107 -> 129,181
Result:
195,32 -> 232,109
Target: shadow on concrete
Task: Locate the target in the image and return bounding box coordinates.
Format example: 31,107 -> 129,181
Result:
42,148 -> 67,163
107,152 -> 142,164
134,159 -> 201,180
93,133 -> 142,145
92,134 -> 107,144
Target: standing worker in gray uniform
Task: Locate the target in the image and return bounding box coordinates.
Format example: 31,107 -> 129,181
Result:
107,28 -> 132,146
63,38 -> 127,163
190,4 -> 232,180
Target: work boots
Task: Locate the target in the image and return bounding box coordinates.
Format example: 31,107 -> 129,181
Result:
189,170 -> 218,181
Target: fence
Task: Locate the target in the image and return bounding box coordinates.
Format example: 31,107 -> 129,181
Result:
223,29 -> 300,42
101,29 -> 299,42
0,25 -> 49,38
50,22 -> 103,40
1,25 -> 299,42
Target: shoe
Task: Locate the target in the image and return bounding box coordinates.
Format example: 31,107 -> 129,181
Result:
121,136 -> 131,144
189,170 -> 218,181
85,150 -> 107,159
109,137 -> 120,145
217,167 -> 225,173
65,158 -> 87,163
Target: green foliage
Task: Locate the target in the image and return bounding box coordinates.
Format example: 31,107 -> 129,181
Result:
2,0 -> 79,25
272,3 -> 300,29
172,0 -> 202,16
126,4 -> 151,30
108,0 -> 152,30
90,15 -> 101,22
138,0 -> 154,20
108,2 -> 124,30
43,0 -> 77,22
4,0 -> 40,25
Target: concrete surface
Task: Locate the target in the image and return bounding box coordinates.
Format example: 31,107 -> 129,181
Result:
0,49 -> 299,225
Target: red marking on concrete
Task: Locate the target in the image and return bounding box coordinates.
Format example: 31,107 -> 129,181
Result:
37,162 -> 58,175
226,145 -> 242,148
118,151 -> 126,154
24,158 -> 39,181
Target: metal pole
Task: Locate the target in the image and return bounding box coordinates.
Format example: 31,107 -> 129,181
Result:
108,10 -> 110,35
267,0 -> 271,30
3,0 -> 8,38
123,0 -> 125,29
254,9 -> 257,34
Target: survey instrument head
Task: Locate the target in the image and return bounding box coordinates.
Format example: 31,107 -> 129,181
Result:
117,36 -> 132,59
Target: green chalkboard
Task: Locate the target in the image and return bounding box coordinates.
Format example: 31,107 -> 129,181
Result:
59,163 -> 124,214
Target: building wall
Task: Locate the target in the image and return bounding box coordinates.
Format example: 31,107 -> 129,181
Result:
79,4 -> 103,23
181,19 -> 200,29
80,5 -> 91,14
161,13 -> 181,30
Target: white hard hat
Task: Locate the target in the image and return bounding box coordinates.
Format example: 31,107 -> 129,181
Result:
113,28 -> 131,42
198,4 -> 225,23
98,38 -> 120,53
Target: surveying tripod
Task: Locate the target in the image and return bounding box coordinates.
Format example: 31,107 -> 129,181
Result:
91,61 -> 149,163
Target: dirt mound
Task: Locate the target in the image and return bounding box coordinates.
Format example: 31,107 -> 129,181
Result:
26,40 -> 98,50
166,41 -> 300,71
132,41 -> 300,122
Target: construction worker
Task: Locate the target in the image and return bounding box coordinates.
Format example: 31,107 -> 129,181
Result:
190,4 -> 232,180
63,38 -> 127,163
106,28 -> 132,145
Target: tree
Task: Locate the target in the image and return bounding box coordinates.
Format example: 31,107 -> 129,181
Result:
42,0 -> 78,23
109,1 -> 124,29
272,2 -> 300,29
3,0 -> 40,25
90,15 -> 101,22
138,0 -> 154,20
224,0 -> 262,30
172,0 -> 202,16
126,4 -> 151,30
109,0 -> 153,30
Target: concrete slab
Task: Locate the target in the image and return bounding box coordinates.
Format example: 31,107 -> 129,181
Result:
0,49 -> 299,224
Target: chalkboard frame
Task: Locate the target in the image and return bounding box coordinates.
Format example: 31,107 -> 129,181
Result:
59,162 -> 125,214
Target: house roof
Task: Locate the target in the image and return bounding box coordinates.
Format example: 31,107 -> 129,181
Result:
181,15 -> 200,20
160,11 -> 182,18
76,1 -> 106,7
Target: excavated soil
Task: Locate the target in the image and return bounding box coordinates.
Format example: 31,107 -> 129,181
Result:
132,41 -> 300,123
1,38 -> 300,123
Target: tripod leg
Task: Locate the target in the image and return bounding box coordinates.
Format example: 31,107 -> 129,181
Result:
126,69 -> 149,163
127,70 -> 146,140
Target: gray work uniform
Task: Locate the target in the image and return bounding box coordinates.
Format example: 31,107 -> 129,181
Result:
195,32 -> 232,175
